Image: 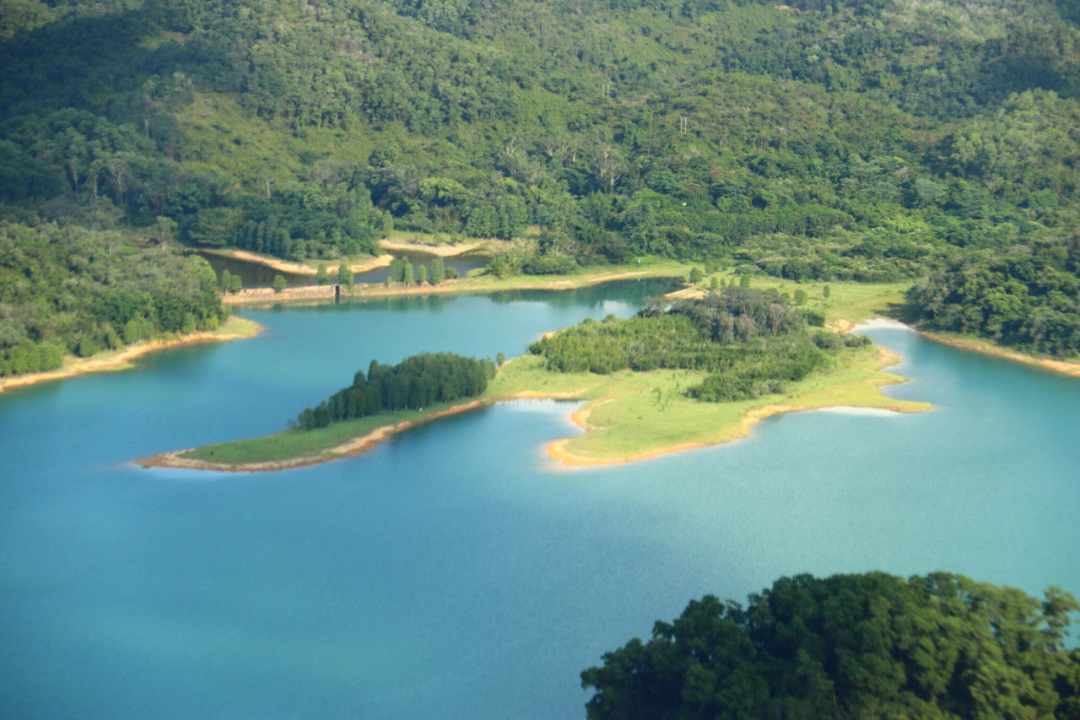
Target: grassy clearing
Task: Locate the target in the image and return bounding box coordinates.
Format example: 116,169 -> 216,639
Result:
496,344 -> 929,465
675,272 -> 911,325
215,315 -> 262,339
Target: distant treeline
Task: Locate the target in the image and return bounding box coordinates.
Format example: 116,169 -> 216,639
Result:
582,572 -> 1080,720
0,219 -> 226,377
294,352 -> 495,430
529,288 -> 868,401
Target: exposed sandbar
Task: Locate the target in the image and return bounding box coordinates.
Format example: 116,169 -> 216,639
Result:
205,248 -> 394,275
379,239 -> 487,256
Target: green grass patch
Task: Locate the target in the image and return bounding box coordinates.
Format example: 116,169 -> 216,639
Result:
178,401 -> 466,465
492,343 -> 930,464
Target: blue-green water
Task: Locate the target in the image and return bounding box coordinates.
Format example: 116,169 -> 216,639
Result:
1,286 -> 1078,720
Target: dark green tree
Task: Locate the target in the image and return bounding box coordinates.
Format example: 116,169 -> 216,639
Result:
429,257 -> 446,285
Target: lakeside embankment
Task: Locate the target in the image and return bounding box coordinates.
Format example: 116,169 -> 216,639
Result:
378,238 -> 487,256
915,328 -> 1080,379
0,316 -> 263,395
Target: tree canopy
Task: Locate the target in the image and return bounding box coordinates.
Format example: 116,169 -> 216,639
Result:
582,572 -> 1080,720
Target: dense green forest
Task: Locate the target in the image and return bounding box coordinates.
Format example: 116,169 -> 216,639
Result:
0,219 -> 225,376
293,351 -> 495,429
582,572 -> 1080,720
530,287 -> 868,400
908,237 -> 1080,355
2,0 -> 1080,364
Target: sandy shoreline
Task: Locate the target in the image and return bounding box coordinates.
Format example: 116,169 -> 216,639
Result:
207,248 -> 394,275
137,388 -> 594,473
916,328 -> 1080,378
379,239 -> 486,257
0,317 -> 263,395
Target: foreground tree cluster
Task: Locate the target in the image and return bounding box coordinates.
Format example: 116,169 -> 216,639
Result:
294,352 -> 495,430
530,287 -> 868,401
583,572 -> 1080,720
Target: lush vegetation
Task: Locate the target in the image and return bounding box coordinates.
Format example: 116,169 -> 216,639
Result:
3,0 -> 1080,356
163,280 -> 929,469
582,572 -> 1080,720
909,237 -> 1080,357
0,219 -> 225,376
530,288 -> 869,401
294,352 -> 495,429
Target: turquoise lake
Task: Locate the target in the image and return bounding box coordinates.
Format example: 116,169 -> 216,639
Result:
1,281 -> 1078,719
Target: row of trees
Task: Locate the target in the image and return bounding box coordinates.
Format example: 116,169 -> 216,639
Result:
385,256 -> 459,286
294,352 -> 496,430
582,572 -> 1080,720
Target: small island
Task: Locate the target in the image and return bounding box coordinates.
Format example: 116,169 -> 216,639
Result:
138,288 -> 930,472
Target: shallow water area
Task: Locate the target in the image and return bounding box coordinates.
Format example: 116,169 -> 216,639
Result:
1,289 -> 1077,720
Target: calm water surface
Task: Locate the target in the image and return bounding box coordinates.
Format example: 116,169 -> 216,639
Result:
1,286 -> 1077,720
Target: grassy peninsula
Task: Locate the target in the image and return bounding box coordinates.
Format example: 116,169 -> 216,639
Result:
139,288 -> 929,472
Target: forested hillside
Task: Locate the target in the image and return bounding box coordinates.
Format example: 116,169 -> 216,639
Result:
2,0 -> 1079,362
